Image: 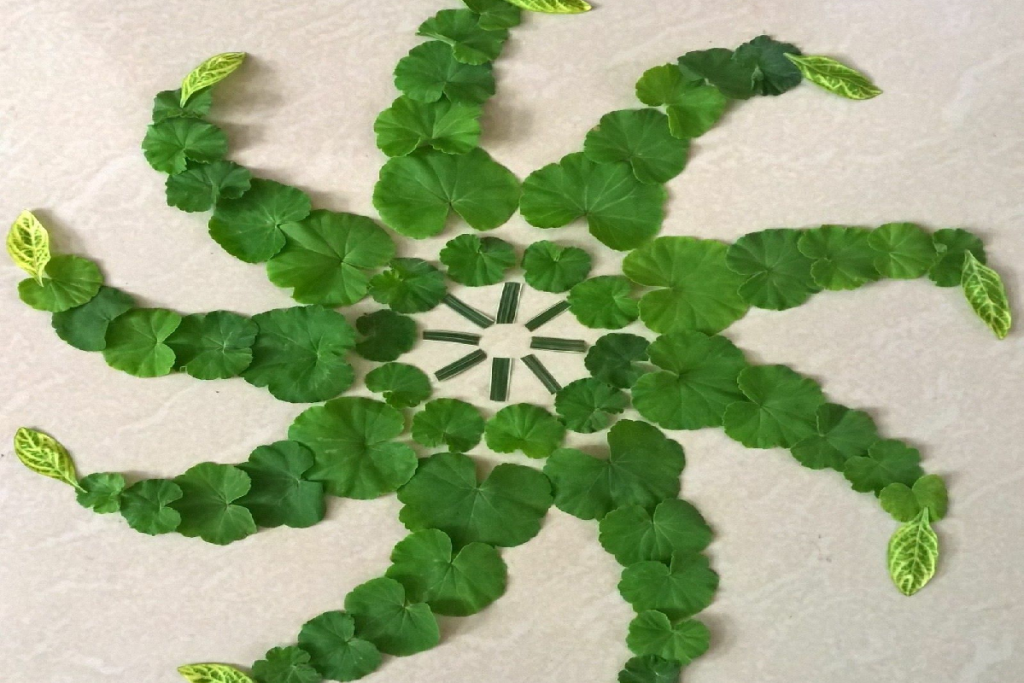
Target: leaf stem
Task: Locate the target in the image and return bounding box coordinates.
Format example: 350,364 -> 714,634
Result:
524,300 -> 571,331
489,357 -> 513,402
522,354 -> 561,393
435,349 -> 488,381
443,294 -> 495,329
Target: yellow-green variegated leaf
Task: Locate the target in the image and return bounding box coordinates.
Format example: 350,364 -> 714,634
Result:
13,427 -> 80,489
887,509 -> 939,596
6,211 -> 51,284
961,252 -> 1011,339
785,54 -> 882,100
504,0 -> 592,14
177,663 -> 254,683
180,52 -> 247,106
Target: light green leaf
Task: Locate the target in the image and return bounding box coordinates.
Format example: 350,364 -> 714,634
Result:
618,656 -> 682,683
102,308 -> 182,378
568,276 -> 639,329
209,179 -> 312,264
880,474 -> 948,523
152,88 -> 212,124
374,97 -> 482,157
76,472 -> 126,514
784,53 -> 882,100
619,552 -> 719,619
18,255 -> 103,313
504,0 -> 591,12
867,222 -> 936,279
297,611 -> 381,681
250,646 -> 320,683
165,160 -> 252,213
366,362 -> 432,409
522,241 -> 592,293
844,439 -> 924,494
626,610 -> 710,664
177,663 -> 253,683
797,225 -> 881,291
440,234 -> 516,286
411,398 -> 485,453
887,509 -> 939,596
355,309 -> 418,362
394,41 -> 496,104
120,479 -> 182,535
418,9 -> 509,65
484,403 -> 566,459
583,109 -> 689,184
554,377 -> 628,433
237,441 -> 325,529
166,311 -> 257,380
142,118 -> 228,175
180,52 -> 246,105
961,251 -> 1011,339
635,65 -> 729,139
13,427 -> 80,489
369,258 -> 447,313
6,210 -> 50,283
600,499 -> 713,566
171,462 -> 257,545
723,364 -> 826,448
727,228 -> 820,310
344,577 -> 441,657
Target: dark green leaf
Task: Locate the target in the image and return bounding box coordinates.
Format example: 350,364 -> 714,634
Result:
369,258 -> 447,313
343,577 -> 440,656
165,160 -> 252,213
418,9 -> 509,65
733,35 -> 803,96
166,310 -> 257,380
102,308 -> 182,378
723,364 -> 826,448
484,403 -> 566,458
354,310 -> 418,362
726,228 -> 821,310
119,479 -> 182,535
880,474 -> 948,523
844,439 -> 924,494
618,655 -> 682,683
790,403 -> 878,470
251,646 -> 320,683
366,362 -> 432,409
600,499 -> 713,566
929,228 -> 986,287
619,552 -> 719,619
411,398 -> 485,453
151,88 -> 212,124
237,441 -> 325,529
867,222 -> 937,279
297,611 -> 381,681
626,610 -> 710,664
208,179 -> 312,263
797,225 -> 881,291
18,255 -> 103,313
554,377 -> 628,433
51,286 -> 134,352
521,241 -> 592,293
635,64 -> 728,139
568,276 -> 639,329
678,48 -> 757,100
142,118 -> 227,174
584,333 -> 650,388
76,472 -> 126,514
394,41 -> 496,104
583,109 -> 689,184
440,234 -> 516,286
374,97 -> 481,157
463,0 -> 522,30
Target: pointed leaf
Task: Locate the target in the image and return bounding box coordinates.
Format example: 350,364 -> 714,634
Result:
785,53 -> 882,100
13,427 -> 79,489
6,210 -> 50,283
887,509 -> 939,596
961,251 -> 1011,339
180,52 -> 246,105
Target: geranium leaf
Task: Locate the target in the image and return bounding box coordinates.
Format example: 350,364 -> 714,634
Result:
521,153 -> 666,251
784,53 -> 882,100
867,222 -> 937,279
51,286 -> 134,352
522,240 -> 591,293
102,308 -> 182,378
797,225 -> 881,291
618,655 -> 682,683
18,255 -> 103,313
626,610 -> 710,664
418,9 -> 509,65
440,234 -> 516,286
142,118 -> 227,174
887,509 -> 939,596
844,439 -> 924,494
165,160 -> 252,213
554,377 -> 628,433
251,646 -> 320,683
120,479 -> 182,535
171,462 -> 257,545
961,251 -> 1011,339
369,258 -> 447,313
411,398 -> 485,453
726,229 -> 821,310
880,474 -> 948,523
290,397 -> 417,499
152,88 -> 212,124
583,109 -> 689,184
355,310 -> 418,362
635,65 -> 728,139
585,333 -> 650,389
374,97 -> 482,157
180,52 -> 246,105
618,552 -> 719,620
366,362 -> 432,409
243,306 -> 355,403
237,441 -> 325,529
297,611 -> 381,681
568,276 -> 639,329
463,0 -> 522,30
600,499 -> 713,566
790,403 -> 879,471
76,472 -> 126,514
504,0 -> 591,13
723,364 -> 826,448
374,148 -> 520,239
623,236 -> 748,334
678,47 -> 758,100
13,427 -> 80,489
209,179 -> 312,263
166,310 -> 257,380
344,577 -> 440,657
6,210 -> 50,283
484,403 -> 565,458
394,41 -> 496,104
177,663 -> 253,683
398,451 -> 553,547
733,35 -> 803,96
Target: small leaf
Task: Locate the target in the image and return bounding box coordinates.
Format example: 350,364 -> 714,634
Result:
887,509 -> 939,596
180,52 -> 247,105
785,53 -> 882,100
76,472 -> 126,514
120,479 -> 182,535
17,255 -> 104,313
6,210 -> 50,283
961,251 -> 1011,339
504,0 -> 591,13
177,663 -> 254,683
13,427 -> 80,489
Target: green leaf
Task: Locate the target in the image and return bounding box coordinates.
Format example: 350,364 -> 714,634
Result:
51,286 -> 135,352
726,229 -> 820,310
733,35 -> 803,96
632,332 -> 747,430
503,0 -> 591,12
463,0 -> 522,30
343,577 -> 441,657
180,52 -> 246,105
797,225 -> 881,291
177,663 -> 253,683
18,255 -> 103,313
784,53 -> 882,100
843,439 -> 924,494
411,398 -> 485,453
723,364 -> 826,448
152,88 -> 212,124
626,610 -> 710,664
165,161 -> 252,213
237,441 -> 325,529
374,97 -> 482,157
394,41 -> 496,105
142,118 -> 227,174
568,276 -> 639,329
928,228 -> 986,287
887,509 -> 939,596
623,236 -> 749,334
355,310 -> 418,362
484,403 -> 566,459
599,499 -> 713,566
102,308 -> 182,378
961,251 -> 1011,339
585,333 -> 650,388
678,48 -> 758,100
166,311 -> 257,380
398,451 -> 553,547
618,656 -> 682,683
120,479 -> 182,535
266,210 -> 394,307
6,210 -> 50,283
583,109 -> 689,184
251,646 -> 320,683
289,397 -> 417,499
521,153 -> 666,251
386,529 -> 507,616
297,611 -> 381,681
880,475 -> 948,524
243,306 -> 356,403
619,552 -> 719,620
209,179 -> 312,264
76,472 -> 126,513
521,241 -> 592,293
369,258 -> 447,313
13,427 -> 80,489
867,222 -> 937,279
366,363 -> 432,409
171,462 -> 257,545
554,377 -> 628,433
440,234 -> 516,286
374,148 -> 520,239
418,9 -> 508,65
635,65 -> 728,139
790,403 -> 879,470
542,420 -> 685,520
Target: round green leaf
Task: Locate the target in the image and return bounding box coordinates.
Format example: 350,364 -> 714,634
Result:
635,64 -> 728,139
366,362 -> 432,409
251,646 -> 320,683
797,225 -> 881,291
151,88 -> 212,124
678,47 -> 758,99
394,41 -> 496,104
289,397 -> 417,499
102,308 -> 182,378
928,228 -> 986,287
369,258 -> 447,313
51,285 -> 134,351
583,109 -> 689,184
411,398 -> 485,453
398,451 -> 553,548
354,309 -> 418,362
166,310 -> 257,380
843,439 -> 924,494
237,441 -> 325,529
723,364 -> 826,448
119,479 -> 182,535
373,148 -> 520,239
726,228 -> 821,310
618,655 -> 682,683
417,9 -> 509,65
374,97 -> 482,157
554,377 -> 628,433
521,241 -> 592,293
484,403 -> 566,459
568,276 -> 639,329
386,529 -> 507,616
626,610 -> 710,664
440,234 -> 516,286
171,462 -> 257,545
297,611 -> 381,681
142,118 -> 227,174
266,210 -> 395,306
790,403 -> 879,470
880,474 -> 948,523
76,472 -> 126,514
165,160 -> 252,213
463,0 -> 522,30
209,179 -> 312,263
244,306 -> 356,403
521,153 -> 666,251
734,35 -> 803,96
867,222 -> 937,279
18,255 -> 103,313
619,552 -> 719,619
584,333 -> 650,389
600,499 -> 713,566
343,578 -> 440,658
623,236 -> 749,334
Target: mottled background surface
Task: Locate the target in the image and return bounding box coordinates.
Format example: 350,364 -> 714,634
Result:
1,1 -> 1023,681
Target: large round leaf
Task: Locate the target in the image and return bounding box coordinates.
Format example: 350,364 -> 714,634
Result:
726,228 -> 821,310
484,403 -> 565,459
343,577 -> 440,657
867,222 -> 936,279
374,97 -> 481,157
790,403 -> 879,471
166,310 -> 257,380
171,462 -> 257,545
599,499 -> 713,566
584,333 -> 650,389
393,41 -> 496,104
440,234 -> 516,286
102,308 -> 182,378
18,255 -> 103,313
521,240 -> 592,293
208,179 -> 312,263
51,285 -> 134,351
369,258 -> 447,313
797,225 -> 880,291
722,364 -> 826,448
583,109 -> 689,184
297,611 -> 381,681
237,441 -> 325,529
411,398 -> 485,453
417,9 -> 509,65
619,552 -> 719,620
142,118 -> 227,174
568,276 -> 639,329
